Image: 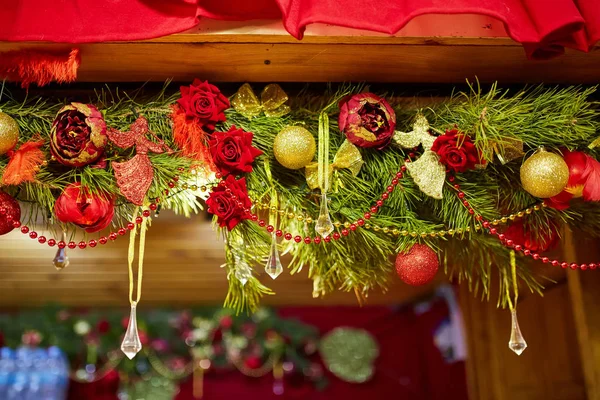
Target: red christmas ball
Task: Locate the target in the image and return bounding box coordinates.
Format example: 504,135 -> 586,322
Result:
0,191 -> 20,235
395,243 -> 439,286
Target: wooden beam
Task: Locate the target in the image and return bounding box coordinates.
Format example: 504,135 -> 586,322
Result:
1,36 -> 598,83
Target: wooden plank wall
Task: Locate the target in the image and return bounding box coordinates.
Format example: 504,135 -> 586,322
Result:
0,36 -> 599,84
0,211 -> 444,308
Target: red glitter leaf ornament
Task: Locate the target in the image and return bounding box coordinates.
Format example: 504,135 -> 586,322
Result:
107,116 -> 173,205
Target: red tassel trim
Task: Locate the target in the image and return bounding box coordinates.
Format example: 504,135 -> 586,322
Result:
171,105 -> 216,171
0,49 -> 80,88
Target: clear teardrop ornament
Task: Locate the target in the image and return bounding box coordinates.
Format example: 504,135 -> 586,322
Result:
315,193 -> 334,238
234,262 -> 253,286
121,302 -> 142,359
53,232 -> 70,270
265,233 -> 283,280
508,309 -> 527,355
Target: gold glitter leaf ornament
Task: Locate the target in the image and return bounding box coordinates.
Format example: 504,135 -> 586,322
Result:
394,114 -> 445,199
520,148 -> 569,198
320,327 -> 379,383
230,83 -> 291,119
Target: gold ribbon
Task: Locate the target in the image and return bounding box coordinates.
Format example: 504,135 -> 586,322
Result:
231,83 -> 291,119
305,139 -> 363,190
480,138 -> 524,166
128,207 -> 147,305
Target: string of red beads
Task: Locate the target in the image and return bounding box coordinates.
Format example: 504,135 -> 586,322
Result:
217,166 -> 408,245
449,177 -> 595,270
2,163 -> 598,271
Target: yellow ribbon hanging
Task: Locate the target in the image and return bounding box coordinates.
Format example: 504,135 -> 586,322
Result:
231,83 -> 291,119
305,139 -> 364,190
128,208 -> 148,305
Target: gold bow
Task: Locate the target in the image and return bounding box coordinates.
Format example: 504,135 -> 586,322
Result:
393,114 -> 445,199
480,137 -> 524,166
305,139 -> 363,190
231,83 -> 291,119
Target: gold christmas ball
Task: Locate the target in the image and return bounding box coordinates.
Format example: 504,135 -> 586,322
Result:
520,149 -> 569,198
273,126 -> 316,169
0,112 -> 19,155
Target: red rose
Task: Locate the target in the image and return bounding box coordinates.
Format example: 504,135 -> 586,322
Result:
431,129 -> 480,173
206,175 -> 252,230
209,126 -> 263,177
50,103 -> 107,167
338,93 -> 396,149
177,79 -> 230,131
54,183 -> 115,233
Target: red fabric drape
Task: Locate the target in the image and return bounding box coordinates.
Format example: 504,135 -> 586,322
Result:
0,0 -> 598,59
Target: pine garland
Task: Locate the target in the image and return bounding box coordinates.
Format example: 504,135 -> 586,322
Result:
1,81 -> 599,313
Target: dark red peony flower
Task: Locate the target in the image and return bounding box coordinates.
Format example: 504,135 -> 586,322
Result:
177,79 -> 230,131
54,183 -> 115,233
50,103 -> 107,167
338,93 -> 396,149
209,126 -> 263,177
206,175 -> 252,230
503,220 -> 559,253
97,319 -> 111,334
431,129 -> 481,173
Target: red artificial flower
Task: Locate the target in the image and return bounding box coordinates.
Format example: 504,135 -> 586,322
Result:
50,103 -> 107,167
22,330 -> 43,346
177,79 -> 230,131
547,150 -> 600,209
219,315 -> 233,330
338,93 -> 396,149
244,356 -> 262,369
503,220 -> 559,253
54,183 -> 115,233
97,319 -> 110,334
209,126 -> 263,177
431,129 -> 481,173
207,175 -> 252,230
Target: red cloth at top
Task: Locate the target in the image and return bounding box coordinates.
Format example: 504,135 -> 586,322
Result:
0,0 -> 597,59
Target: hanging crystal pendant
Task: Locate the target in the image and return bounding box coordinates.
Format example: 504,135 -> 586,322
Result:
315,193 -> 334,238
121,302 -> 142,359
53,231 -> 70,270
234,262 -> 253,286
265,233 -> 283,280
508,309 -> 527,355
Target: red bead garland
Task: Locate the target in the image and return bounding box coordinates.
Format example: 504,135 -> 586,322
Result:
9,166 -> 600,271
449,178 -> 592,270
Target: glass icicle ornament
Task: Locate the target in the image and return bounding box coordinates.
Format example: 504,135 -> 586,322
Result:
121,301 -> 142,359
234,252 -> 253,286
53,231 -> 70,270
508,309 -> 527,355
315,193 -> 334,238
265,233 -> 283,279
